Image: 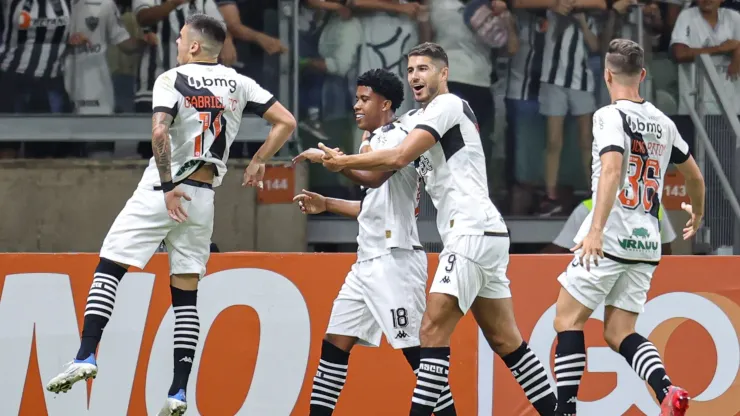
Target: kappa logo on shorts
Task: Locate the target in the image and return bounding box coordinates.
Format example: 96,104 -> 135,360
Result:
395,331 -> 409,339
440,276 -> 451,284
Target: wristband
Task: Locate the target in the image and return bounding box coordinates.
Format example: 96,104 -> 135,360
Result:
160,180 -> 175,193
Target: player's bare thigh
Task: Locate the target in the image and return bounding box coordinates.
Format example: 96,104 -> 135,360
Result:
419,293 -> 464,347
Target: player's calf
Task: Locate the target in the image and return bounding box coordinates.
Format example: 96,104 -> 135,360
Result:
402,347 -> 457,416
472,298 -> 557,416
168,282 -> 200,398
310,339 -> 352,415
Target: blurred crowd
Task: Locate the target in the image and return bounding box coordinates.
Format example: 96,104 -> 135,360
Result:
1,0 -> 739,218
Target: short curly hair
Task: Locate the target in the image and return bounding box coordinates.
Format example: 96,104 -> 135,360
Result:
356,68 -> 405,111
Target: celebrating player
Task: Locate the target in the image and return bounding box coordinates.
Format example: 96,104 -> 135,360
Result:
294,68 -> 456,416
319,42 -> 557,416
550,39 -> 705,416
45,14 -> 296,416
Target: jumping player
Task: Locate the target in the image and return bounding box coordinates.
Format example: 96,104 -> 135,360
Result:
551,39 -> 705,416
45,14 -> 296,416
319,42 -> 558,416
293,68 -> 456,415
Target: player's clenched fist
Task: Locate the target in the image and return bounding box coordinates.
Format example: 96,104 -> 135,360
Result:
165,188 -> 191,223
293,189 -> 326,215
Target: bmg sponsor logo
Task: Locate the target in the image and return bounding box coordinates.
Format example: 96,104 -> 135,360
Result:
187,76 -> 238,93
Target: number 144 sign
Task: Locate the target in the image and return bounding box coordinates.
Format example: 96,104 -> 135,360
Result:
257,164 -> 295,204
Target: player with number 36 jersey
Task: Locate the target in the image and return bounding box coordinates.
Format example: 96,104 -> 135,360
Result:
551,39 -> 705,416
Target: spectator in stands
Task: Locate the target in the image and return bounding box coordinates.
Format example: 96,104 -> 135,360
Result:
429,0 -> 511,196
671,0 -> 740,251
538,2 -> 601,216
132,0 -> 235,158
541,198 -> 676,254
0,0 -> 81,158
108,3 -> 145,114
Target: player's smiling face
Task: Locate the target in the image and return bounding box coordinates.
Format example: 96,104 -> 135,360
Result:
407,55 -> 446,104
354,86 -> 389,132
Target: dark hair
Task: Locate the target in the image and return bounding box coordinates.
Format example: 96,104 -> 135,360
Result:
605,38 -> 644,76
357,68 -> 405,111
407,42 -> 449,67
185,13 -> 227,45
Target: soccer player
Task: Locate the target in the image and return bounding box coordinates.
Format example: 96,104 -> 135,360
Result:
319,42 -> 557,416
45,14 -> 296,416
293,68 -> 455,415
550,39 -> 705,416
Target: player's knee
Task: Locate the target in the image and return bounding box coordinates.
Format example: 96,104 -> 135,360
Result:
553,314 -> 586,333
323,334 -> 356,353
419,313 -> 452,347
170,274 -> 199,290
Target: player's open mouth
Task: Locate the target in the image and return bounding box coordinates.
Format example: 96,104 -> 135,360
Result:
413,85 -> 424,91
355,114 -> 364,120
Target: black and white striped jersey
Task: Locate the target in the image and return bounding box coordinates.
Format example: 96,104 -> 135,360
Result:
539,11 -> 598,92
505,10 -> 546,101
133,0 -> 225,104
0,0 -> 71,78
139,62 -> 276,189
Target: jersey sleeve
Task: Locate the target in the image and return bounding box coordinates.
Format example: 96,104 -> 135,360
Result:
670,10 -> 692,47
152,71 -> 181,116
413,94 -> 461,141
104,0 -> 131,45
204,0 -> 226,21
593,107 -> 626,157
552,203 -> 588,248
133,0 -> 154,14
669,126 -> 690,164
659,210 -> 677,244
241,76 -> 277,117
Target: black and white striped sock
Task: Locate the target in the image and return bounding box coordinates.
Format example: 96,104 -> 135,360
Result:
168,287 -> 199,396
619,333 -> 672,403
502,341 -> 557,416
310,340 -> 350,415
76,258 -> 128,360
403,347 -> 456,416
410,347 -> 451,416
554,331 -> 586,416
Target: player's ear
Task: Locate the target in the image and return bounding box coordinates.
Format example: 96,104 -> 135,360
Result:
440,66 -> 449,82
639,67 -> 647,83
382,99 -> 391,112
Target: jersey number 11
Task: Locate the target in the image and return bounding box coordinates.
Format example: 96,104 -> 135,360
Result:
194,111 -> 224,157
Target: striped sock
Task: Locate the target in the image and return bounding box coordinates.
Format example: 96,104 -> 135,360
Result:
403,347 -> 456,415
502,341 -> 557,416
168,286 -> 199,396
76,258 -> 128,360
554,331 -> 586,416
619,333 -> 672,403
310,340 -> 349,415
410,347 -> 451,416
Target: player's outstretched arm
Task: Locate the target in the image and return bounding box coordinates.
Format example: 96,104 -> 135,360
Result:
674,155 -> 705,239
293,189 -> 361,218
318,128 -> 435,171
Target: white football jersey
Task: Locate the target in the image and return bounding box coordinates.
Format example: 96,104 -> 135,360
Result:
576,100 -> 690,262
356,121 -> 422,261
139,62 -> 276,189
399,93 -> 507,245
65,0 -> 130,114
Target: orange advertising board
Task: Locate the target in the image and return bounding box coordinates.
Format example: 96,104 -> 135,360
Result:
0,254 -> 738,416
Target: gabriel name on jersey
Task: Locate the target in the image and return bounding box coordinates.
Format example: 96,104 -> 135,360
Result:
139,62 -> 275,190
576,100 -> 690,263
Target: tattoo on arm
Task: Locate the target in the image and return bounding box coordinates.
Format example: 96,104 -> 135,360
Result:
152,112 -> 174,183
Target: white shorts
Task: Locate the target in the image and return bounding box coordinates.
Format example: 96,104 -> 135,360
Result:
557,252 -> 657,313
429,234 -> 512,315
326,249 -> 427,349
100,183 -> 214,277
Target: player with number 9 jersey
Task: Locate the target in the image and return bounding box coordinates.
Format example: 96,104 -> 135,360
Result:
575,98 -> 690,264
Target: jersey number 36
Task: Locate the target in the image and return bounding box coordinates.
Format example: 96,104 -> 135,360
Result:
618,154 -> 660,212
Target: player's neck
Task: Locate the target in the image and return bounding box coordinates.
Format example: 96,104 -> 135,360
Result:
188,57 -> 218,65
423,87 -> 449,108
610,87 -> 643,104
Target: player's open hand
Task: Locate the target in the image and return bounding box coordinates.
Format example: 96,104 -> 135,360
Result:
318,142 -> 345,172
681,202 -> 702,240
165,188 -> 191,223
293,189 -> 327,214
243,162 -> 265,189
571,230 -> 603,271
293,147 -> 344,164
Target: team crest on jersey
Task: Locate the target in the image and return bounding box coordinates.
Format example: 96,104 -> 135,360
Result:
415,155 -> 433,176
85,16 -> 99,31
